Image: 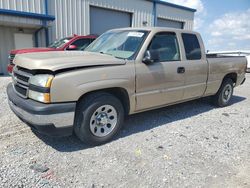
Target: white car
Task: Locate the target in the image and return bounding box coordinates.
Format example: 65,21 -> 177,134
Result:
246,55 -> 250,72
207,50 -> 250,73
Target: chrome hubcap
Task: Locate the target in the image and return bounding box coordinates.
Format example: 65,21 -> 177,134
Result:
96,113 -> 109,126
90,105 -> 117,137
222,84 -> 232,103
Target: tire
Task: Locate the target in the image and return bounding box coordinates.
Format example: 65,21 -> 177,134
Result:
74,92 -> 124,145
213,78 -> 234,107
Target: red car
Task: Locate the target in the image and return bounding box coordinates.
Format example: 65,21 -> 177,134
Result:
7,34 -> 97,73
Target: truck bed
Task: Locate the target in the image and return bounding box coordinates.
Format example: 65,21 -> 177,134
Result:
204,54 -> 247,96
207,52 -> 250,72
206,54 -> 247,59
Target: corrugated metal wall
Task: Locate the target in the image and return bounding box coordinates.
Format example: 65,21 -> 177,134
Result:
156,4 -> 194,30
0,0 -> 45,14
0,0 -> 47,29
0,0 -> 47,74
49,0 -> 194,41
0,0 -> 195,75
50,0 -> 153,40
0,14 -> 44,28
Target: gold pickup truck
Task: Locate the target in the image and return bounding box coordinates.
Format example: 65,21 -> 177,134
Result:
7,27 -> 247,145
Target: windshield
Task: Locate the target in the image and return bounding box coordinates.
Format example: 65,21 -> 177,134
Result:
85,30 -> 148,59
48,37 -> 72,48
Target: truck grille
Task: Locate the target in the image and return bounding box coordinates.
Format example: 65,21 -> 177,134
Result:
9,54 -> 16,64
12,66 -> 32,98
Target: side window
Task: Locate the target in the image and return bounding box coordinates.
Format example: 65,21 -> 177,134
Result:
181,33 -> 201,60
148,32 -> 180,62
70,39 -> 91,50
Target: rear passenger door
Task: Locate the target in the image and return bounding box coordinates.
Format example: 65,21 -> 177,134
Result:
181,33 -> 208,100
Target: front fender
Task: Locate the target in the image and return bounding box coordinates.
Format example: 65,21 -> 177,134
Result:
50,64 -> 135,103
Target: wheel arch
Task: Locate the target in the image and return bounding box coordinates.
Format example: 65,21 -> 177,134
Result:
212,72 -> 237,95
77,87 -> 130,115
222,72 -> 237,85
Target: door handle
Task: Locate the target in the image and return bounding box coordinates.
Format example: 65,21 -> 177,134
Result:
177,67 -> 185,73
177,67 -> 185,74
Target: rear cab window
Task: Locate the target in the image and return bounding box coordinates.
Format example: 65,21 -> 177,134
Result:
181,33 -> 201,60
147,32 -> 180,62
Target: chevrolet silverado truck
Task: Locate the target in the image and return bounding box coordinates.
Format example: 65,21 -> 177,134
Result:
7,34 -> 97,74
7,27 -> 247,145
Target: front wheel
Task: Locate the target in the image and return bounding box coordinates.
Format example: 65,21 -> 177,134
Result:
74,92 -> 124,145
213,78 -> 234,107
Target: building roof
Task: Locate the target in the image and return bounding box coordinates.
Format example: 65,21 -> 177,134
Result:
148,0 -> 196,12
0,8 -> 55,21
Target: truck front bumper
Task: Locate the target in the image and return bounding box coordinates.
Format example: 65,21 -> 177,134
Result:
7,84 -> 76,136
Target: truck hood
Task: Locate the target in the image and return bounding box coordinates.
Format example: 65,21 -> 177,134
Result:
10,48 -> 58,54
14,51 -> 126,71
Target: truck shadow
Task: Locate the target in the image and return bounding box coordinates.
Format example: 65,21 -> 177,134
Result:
34,95 -> 246,152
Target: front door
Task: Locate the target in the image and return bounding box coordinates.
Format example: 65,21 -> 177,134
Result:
135,32 -> 186,111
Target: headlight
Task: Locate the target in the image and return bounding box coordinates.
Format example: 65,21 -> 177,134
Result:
29,74 -> 54,87
28,74 -> 54,103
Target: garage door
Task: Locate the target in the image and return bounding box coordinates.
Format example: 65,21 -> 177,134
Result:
14,33 -> 34,49
0,27 -> 35,75
90,6 -> 131,35
157,18 -> 183,29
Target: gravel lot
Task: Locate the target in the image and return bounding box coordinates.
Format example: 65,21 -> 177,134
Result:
0,75 -> 250,188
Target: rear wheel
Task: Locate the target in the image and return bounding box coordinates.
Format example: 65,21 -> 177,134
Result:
74,92 -> 124,145
213,78 -> 234,107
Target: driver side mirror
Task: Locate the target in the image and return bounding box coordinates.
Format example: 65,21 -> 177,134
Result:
142,50 -> 159,64
67,44 -> 77,50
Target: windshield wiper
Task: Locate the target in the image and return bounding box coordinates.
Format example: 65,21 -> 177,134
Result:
114,56 -> 125,60
99,51 -> 125,60
99,51 -> 111,56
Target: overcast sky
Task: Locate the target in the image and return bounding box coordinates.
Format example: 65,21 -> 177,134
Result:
164,0 -> 250,52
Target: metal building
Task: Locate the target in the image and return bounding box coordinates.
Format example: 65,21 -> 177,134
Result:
0,0 -> 195,75
0,0 -> 54,75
